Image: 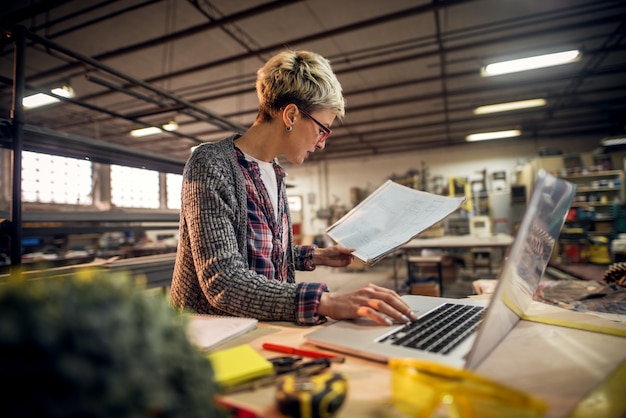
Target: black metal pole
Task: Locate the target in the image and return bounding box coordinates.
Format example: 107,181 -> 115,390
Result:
9,25 -> 26,273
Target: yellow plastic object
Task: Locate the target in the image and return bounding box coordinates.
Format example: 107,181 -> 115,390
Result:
389,358 -> 547,418
588,236 -> 611,264
567,357 -> 626,418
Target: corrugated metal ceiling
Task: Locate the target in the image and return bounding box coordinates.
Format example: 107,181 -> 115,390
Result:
1,0 -> 625,166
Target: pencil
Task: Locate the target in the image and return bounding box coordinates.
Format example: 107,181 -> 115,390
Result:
261,343 -> 344,361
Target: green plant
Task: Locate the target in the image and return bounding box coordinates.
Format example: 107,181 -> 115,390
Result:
0,268 -> 225,418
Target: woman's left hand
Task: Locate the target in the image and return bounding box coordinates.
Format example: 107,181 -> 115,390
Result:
313,245 -> 355,267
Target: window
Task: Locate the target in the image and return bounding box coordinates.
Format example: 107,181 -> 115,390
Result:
166,173 -> 182,210
22,151 -> 93,204
110,165 -> 159,208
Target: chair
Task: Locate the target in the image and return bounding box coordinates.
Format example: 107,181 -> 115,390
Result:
406,254 -> 443,296
470,248 -> 492,274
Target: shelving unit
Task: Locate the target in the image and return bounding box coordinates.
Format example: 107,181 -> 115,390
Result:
558,170 -> 624,236
553,170 -> 623,265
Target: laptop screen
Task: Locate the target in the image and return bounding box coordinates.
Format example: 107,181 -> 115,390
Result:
465,170 -> 576,369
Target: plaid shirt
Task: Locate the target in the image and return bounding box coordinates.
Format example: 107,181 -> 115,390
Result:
236,148 -> 328,325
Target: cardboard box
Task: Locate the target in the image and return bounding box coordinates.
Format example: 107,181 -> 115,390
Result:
409,282 -> 440,297
419,221 -> 445,238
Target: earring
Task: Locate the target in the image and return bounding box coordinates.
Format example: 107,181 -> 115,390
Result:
286,125 -> 292,132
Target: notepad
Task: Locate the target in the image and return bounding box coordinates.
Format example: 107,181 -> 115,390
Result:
187,314 -> 258,351
206,343 -> 274,387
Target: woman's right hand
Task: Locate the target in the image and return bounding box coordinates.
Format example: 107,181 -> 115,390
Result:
317,284 -> 418,325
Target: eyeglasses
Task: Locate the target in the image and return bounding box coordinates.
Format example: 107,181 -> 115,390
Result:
389,359 -> 547,418
299,109 -> 332,143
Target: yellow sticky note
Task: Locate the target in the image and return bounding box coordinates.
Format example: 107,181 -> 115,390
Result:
206,344 -> 274,387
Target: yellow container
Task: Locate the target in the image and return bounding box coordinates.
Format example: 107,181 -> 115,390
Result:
389,358 -> 547,418
589,236 -> 610,264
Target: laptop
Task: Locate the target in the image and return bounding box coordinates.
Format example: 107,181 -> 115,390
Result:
305,170 -> 576,369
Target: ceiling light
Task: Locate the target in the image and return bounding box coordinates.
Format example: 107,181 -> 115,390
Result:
474,99 -> 546,115
130,121 -> 178,137
162,121 -> 178,131
600,136 -> 626,147
466,130 -> 521,142
23,85 -> 75,109
481,50 -> 581,77
130,126 -> 163,137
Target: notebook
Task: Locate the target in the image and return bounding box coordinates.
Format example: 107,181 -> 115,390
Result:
187,314 -> 258,352
305,170 -> 576,369
206,343 -> 274,387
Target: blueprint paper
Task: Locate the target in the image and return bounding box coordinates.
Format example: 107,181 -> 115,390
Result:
326,180 -> 465,264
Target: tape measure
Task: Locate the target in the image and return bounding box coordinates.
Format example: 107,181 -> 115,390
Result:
275,372 -> 347,418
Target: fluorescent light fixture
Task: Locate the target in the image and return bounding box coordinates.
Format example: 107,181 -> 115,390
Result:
130,126 -> 163,137
23,93 -> 60,109
130,121 -> 178,137
601,136 -> 626,147
466,130 -> 521,142
474,98 -> 546,115
482,50 -> 581,76
23,86 -> 75,109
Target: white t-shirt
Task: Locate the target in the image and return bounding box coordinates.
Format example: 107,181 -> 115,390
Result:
243,152 -> 279,221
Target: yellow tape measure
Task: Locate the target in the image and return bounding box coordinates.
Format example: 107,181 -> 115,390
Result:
275,372 -> 347,418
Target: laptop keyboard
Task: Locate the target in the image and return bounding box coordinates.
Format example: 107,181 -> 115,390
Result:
380,303 -> 485,355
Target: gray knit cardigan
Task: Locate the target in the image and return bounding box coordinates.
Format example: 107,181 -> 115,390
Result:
170,135 -> 303,321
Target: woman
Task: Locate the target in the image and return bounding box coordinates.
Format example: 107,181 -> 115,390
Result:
170,50 -> 416,326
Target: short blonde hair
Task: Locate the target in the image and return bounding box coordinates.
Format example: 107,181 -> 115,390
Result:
256,50 -> 345,122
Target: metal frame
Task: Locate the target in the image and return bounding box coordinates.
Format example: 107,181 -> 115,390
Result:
1,24 -> 239,270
